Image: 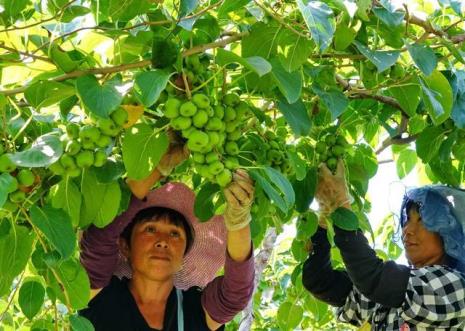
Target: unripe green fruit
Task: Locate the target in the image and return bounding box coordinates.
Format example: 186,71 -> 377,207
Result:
225,141 -> 239,155
96,135 -> 112,148
111,107 -> 129,127
180,101 -> 198,117
269,141 -> 280,150
7,177 -> 18,193
206,106 -> 215,117
318,151 -> 328,162
276,127 -> 287,138
9,190 -> 26,203
2,200 -> 18,213
315,141 -> 327,154
267,149 -> 282,163
0,144 -> 4,155
17,169 -> 35,187
198,164 -> 213,179
66,123 -> 80,139
164,98 -> 181,119
331,145 -> 345,157
264,131 -> 276,140
214,105 -> 225,119
192,152 -> 205,164
205,152 -> 219,164
225,121 -> 239,133
224,157 -> 239,170
192,93 -> 210,109
207,131 -> 220,146
236,101 -> 249,118
216,169 -> 232,187
76,151 -> 95,168
66,167 -> 82,178
224,107 -> 236,122
65,140 -> 81,156
186,70 -> 195,84
206,117 -> 223,131
208,161 -> 224,175
327,157 -> 337,170
171,117 -> 192,131
93,150 -> 107,167
60,154 -> 77,170
187,130 -> 209,151
81,140 -> 96,150
193,110 -> 209,128
223,93 -> 240,106
227,130 -> 241,141
97,118 -> 120,137
80,125 -> 101,143
325,135 -> 337,146
0,154 -> 16,173
182,126 -> 196,139
199,144 -> 213,154
49,162 -> 66,176
336,135 -> 348,147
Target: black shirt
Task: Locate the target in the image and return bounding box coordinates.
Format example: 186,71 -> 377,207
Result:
80,276 -> 224,331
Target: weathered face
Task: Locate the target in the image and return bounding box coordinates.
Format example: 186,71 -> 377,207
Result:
120,217 -> 187,282
402,207 -> 445,268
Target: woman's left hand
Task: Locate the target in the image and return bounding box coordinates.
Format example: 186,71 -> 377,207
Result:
223,169 -> 255,231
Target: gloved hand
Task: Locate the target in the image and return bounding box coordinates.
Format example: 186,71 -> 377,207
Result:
223,169 -> 255,231
316,159 -> 352,228
157,129 -> 190,176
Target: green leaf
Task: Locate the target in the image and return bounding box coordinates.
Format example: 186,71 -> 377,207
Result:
9,133 -> 63,167
93,158 -> 125,184
333,24 -> 356,51
293,167 -> 317,213
216,49 -> 271,77
134,70 -> 172,107
263,166 -> 295,209
372,5 -> 405,29
438,0 -> 462,15
354,41 -> 400,73
312,85 -> 349,120
386,83 -> 421,117
2,0 -> 30,20
218,0 -> 251,18
76,75 -> 124,119
396,149 -> 417,179
0,173 -> 15,209
277,98 -> 311,137
420,70 -> 453,125
18,281 -> 45,320
80,168 -> 122,228
415,126 -> 446,163
70,315 -> 95,331
61,6 -> 91,22
271,60 -> 302,104
242,22 -> 280,59
50,178 -> 82,227
277,301 -> 304,331
277,29 -> 313,72
0,225 -> 34,296
180,0 -> 198,17
108,0 -> 151,21
407,43 -> 438,76
356,0 -> 372,21
29,204 -> 76,259
296,212 -> 318,241
330,207 -> 359,231
25,81 -> 75,109
50,258 -> 90,310
250,170 -> 288,213
297,0 -> 335,51
122,124 -> 169,180
287,150 -> 307,181
194,182 -> 220,222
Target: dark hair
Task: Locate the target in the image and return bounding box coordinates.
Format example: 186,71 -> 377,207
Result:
120,207 -> 194,254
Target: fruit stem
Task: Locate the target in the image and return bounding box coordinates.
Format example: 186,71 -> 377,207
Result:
191,66 -> 225,93
182,70 -> 192,99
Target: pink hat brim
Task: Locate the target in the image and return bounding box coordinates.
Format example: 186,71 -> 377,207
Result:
113,182 -> 227,289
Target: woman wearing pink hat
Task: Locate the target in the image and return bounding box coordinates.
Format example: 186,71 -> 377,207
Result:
79,139 -> 255,330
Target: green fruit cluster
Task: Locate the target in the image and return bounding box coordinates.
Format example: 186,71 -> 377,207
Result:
48,109 -> 127,177
261,130 -> 295,176
184,54 -> 211,87
163,92 -> 252,187
315,132 -> 349,171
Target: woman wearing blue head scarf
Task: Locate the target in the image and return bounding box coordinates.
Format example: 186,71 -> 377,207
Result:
302,161 -> 465,330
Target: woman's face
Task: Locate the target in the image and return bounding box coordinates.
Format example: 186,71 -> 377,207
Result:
121,217 -> 187,282
402,207 -> 445,268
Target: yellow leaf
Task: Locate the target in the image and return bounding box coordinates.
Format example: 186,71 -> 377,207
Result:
122,104 -> 144,128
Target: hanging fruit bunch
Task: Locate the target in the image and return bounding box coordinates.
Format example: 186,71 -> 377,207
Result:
315,129 -> 350,172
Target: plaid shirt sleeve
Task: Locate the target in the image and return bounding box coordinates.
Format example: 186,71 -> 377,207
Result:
335,286 -> 377,327
400,266 -> 465,328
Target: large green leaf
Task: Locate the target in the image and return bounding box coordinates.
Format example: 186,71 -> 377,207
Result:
312,85 -> 349,120
292,167 -> 317,213
250,170 -> 287,213
18,280 -> 45,320
287,150 -> 307,181
122,123 -> 169,180
2,0 -> 30,20
194,182 -> 220,222
386,82 -> 421,117
416,126 -> 446,163
9,133 -> 63,167
354,41 -> 400,73
396,149 -> 417,179
271,61 -> 302,104
107,0 -> 151,21
277,29 -> 313,72
277,98 -> 311,137
277,301 -> 304,331
179,0 -> 198,17
0,224 -> 34,296
70,315 -> 95,331
0,173 -> 15,209
372,1 -> 405,28
218,0 -> 251,18
242,22 -> 280,59
420,70 -> 453,125
216,49 -> 271,77
407,43 -> 438,76
333,24 -> 356,51
80,168 -> 121,228
50,178 -> 82,227
29,204 -> 75,259
330,207 -> 359,231
25,81 -> 75,110
263,166 -> 295,209
134,70 -> 172,107
76,75 -> 124,119
297,0 -> 335,51
49,258 -> 90,310
437,0 -> 462,15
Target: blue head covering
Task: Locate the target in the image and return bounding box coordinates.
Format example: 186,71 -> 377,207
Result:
400,185 -> 465,271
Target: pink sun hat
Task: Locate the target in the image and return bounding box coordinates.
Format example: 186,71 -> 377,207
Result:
113,182 -> 227,290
